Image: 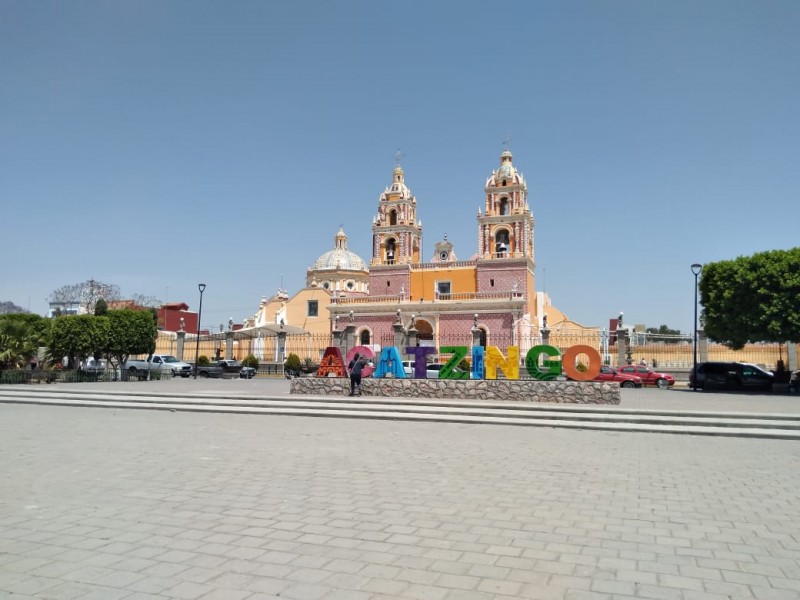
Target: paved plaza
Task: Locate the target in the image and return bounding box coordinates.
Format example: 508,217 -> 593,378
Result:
2,384 -> 800,599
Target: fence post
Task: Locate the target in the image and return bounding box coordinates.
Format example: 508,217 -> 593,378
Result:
788,342 -> 798,371
225,331 -> 234,360
176,331 -> 185,361
407,327 -> 418,351
698,329 -> 708,363
393,322 -> 405,349
342,325 -> 355,356
332,329 -> 343,350
617,330 -> 628,366
277,331 -> 286,364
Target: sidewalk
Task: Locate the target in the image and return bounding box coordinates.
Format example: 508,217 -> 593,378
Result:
17,377 -> 800,414
1,386 -> 799,599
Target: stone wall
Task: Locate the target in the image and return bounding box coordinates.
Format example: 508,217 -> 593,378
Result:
291,377 -> 620,404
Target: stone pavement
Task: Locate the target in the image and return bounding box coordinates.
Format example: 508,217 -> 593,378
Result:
1,391 -> 800,599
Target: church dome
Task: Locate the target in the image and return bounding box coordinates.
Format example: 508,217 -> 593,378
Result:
313,228 -> 368,272
486,148 -> 525,187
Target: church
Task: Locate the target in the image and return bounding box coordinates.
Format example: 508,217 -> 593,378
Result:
247,149 -> 582,358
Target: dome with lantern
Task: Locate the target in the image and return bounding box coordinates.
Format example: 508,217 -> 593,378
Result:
306,228 -> 369,295
312,228 -> 367,271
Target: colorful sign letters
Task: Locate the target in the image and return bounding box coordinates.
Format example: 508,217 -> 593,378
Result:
317,344 -> 602,381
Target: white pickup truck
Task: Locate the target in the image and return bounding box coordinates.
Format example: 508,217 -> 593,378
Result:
125,354 -> 193,379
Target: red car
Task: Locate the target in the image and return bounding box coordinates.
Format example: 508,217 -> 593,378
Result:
594,365 -> 643,388
617,365 -> 675,388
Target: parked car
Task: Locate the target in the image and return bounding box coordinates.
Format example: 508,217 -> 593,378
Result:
240,364 -> 257,379
689,362 -> 774,391
592,365 -> 643,388
425,363 -> 470,379
196,359 -> 244,378
126,354 -> 193,379
617,365 -> 675,388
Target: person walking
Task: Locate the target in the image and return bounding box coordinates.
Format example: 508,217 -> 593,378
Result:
348,353 -> 365,396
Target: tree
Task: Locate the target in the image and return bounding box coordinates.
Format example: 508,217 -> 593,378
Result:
0,313 -> 51,348
95,298 -> 108,316
0,301 -> 27,314
242,354 -> 260,370
105,310 -> 158,378
49,315 -> 110,369
0,318 -> 39,369
700,247 -> 800,349
48,279 -> 122,314
129,293 -> 162,308
644,324 -> 685,344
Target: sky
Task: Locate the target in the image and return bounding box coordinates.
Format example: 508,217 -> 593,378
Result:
2,0 -> 798,334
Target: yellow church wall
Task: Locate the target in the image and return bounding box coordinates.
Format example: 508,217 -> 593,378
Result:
409,265 -> 476,301
283,288 -> 333,336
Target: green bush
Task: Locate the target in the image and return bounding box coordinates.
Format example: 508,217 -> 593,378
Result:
284,353 -> 302,372
242,354 -> 259,369
197,355 -> 210,366
0,370 -> 32,384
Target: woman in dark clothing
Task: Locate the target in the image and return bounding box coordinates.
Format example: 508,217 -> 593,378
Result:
348,353 -> 364,396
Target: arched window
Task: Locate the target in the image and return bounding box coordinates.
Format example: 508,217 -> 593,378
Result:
495,230 -> 510,256
359,329 -> 371,345
386,238 -> 396,264
499,197 -> 509,216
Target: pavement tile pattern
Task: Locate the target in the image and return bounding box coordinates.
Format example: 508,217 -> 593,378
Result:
1,393 -> 800,599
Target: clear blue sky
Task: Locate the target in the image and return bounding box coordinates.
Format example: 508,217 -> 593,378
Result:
2,1 -> 798,334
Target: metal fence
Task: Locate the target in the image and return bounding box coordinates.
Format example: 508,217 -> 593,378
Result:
161,328 -> 793,373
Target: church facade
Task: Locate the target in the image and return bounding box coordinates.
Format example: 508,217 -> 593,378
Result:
330,149 -> 540,352
247,148 -> 566,359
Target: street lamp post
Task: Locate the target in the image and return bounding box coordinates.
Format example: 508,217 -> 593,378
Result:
691,264 -> 702,390
193,283 -> 206,379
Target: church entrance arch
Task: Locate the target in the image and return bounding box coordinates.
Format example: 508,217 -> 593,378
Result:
415,319 -> 434,343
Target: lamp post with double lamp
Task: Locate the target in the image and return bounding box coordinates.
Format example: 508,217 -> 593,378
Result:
691,264 -> 702,390
193,283 -> 206,379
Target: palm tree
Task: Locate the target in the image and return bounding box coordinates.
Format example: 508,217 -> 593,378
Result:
0,319 -> 38,369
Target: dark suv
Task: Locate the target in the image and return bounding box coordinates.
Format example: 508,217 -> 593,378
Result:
690,362 -> 774,391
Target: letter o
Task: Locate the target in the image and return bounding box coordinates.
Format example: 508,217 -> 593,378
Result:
561,345 -> 602,381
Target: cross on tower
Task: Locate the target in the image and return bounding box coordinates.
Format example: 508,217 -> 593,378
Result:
502,133 -> 512,150
394,149 -> 405,165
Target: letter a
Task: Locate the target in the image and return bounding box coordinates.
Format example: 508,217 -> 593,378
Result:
316,346 -> 347,378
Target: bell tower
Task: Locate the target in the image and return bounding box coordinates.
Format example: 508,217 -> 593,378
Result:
371,164 -> 422,266
477,149 -> 534,261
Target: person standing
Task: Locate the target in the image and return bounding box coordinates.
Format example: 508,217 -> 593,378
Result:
348,353 -> 365,396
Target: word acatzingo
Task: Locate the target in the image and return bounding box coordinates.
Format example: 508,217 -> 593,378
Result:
315,344 -> 602,381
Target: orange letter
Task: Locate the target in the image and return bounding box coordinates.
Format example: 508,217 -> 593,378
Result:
316,346 -> 347,377
561,345 -> 601,381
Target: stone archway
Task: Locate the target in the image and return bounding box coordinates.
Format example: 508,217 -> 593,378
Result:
415,319 -> 434,342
